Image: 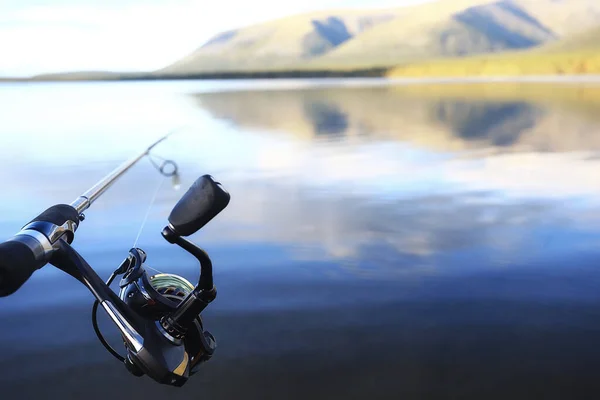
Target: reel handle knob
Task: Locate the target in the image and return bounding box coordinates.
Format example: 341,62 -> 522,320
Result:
168,175 -> 230,237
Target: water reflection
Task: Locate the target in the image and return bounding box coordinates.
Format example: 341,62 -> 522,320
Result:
187,82 -> 600,277
432,100 -> 540,146
304,100 -> 349,136
193,83 -> 600,152
2,81 -> 600,399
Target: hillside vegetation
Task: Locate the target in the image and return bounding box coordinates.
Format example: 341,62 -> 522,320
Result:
161,0 -> 600,76
388,22 -> 600,78
387,50 -> 600,77
310,0 -> 557,69
160,9 -> 400,74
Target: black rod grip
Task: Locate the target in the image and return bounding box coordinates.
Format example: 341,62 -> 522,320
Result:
27,204 -> 80,228
0,238 -> 47,297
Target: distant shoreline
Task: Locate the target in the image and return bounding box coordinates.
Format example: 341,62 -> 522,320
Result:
0,68 -> 389,83
2,70 -> 600,84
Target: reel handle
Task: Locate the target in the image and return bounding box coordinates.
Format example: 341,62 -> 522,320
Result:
160,226 -> 217,339
168,175 -> 230,237
161,286 -> 216,340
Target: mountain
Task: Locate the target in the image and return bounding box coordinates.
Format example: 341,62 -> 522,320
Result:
387,22 -> 600,78
159,9 -> 400,74
161,0 -> 600,75
310,0 -> 558,69
19,0 -> 600,80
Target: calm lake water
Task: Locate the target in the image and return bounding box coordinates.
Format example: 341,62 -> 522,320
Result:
2,78 -> 600,399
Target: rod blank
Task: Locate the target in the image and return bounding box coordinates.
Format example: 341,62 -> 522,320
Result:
70,132 -> 174,215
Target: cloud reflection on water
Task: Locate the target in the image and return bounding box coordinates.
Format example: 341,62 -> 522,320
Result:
0,80 -> 599,282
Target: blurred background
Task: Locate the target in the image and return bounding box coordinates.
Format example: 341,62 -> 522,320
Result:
2,1 -> 600,399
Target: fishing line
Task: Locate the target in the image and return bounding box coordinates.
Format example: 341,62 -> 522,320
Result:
133,151 -> 181,250
133,175 -> 166,249
132,175 -> 166,276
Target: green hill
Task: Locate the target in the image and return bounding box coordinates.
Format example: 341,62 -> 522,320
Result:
309,0 -> 558,69
159,9 -> 399,74
161,0 -> 600,75
388,23 -> 600,78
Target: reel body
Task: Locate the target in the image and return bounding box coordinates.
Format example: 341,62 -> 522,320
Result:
88,175 -> 229,387
117,249 -> 216,375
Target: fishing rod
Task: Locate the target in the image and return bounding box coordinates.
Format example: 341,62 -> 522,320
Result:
71,131 -> 176,215
0,132 -> 231,387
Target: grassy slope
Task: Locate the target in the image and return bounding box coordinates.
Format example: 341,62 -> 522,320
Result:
162,1 -> 508,74
387,50 -> 600,77
386,0 -> 600,77
162,0 -> 600,75
310,0 -> 556,69
159,9 -> 400,74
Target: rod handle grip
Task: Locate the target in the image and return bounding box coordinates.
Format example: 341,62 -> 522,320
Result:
0,237 -> 48,297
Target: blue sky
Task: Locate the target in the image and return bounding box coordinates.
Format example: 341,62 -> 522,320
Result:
0,0 -> 433,76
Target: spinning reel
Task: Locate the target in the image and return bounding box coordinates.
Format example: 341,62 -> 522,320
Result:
92,174 -> 231,386
92,242 -> 218,381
